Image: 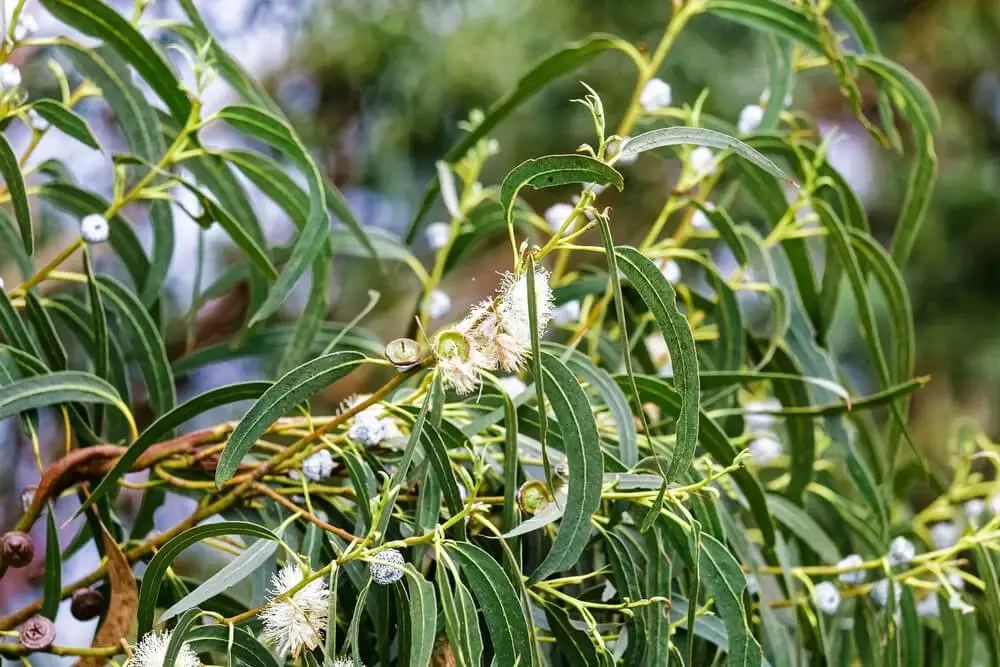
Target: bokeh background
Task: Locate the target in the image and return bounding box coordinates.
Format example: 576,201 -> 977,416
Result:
1,0 -> 999,661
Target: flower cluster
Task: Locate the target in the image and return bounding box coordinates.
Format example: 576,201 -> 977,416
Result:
260,564 -> 329,658
126,630 -> 201,667
433,267 -> 554,394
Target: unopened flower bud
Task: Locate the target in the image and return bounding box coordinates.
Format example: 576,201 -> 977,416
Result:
836,554 -> 866,585
19,615 -> 56,651
0,63 -> 22,90
70,588 -> 106,620
80,214 -> 110,244
370,548 -> 405,585
813,581 -> 841,615
639,78 -> 672,112
2,531 -> 34,568
737,104 -> 764,134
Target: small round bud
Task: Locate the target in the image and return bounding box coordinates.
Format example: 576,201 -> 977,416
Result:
26,108 -> 50,132
385,337 -> 422,368
370,548 -> 405,585
424,221 -> 451,250
639,78 -> 672,112
691,202 -> 715,232
301,449 -> 334,481
964,498 -> 986,520
929,521 -> 959,550
689,146 -> 717,179
813,581 -> 841,615
19,615 -> 56,651
544,203 -> 576,232
2,531 -> 35,568
837,554 -> 866,585
0,63 -> 22,90
13,15 -> 38,42
661,259 -> 681,285
748,435 -> 783,466
80,214 -> 110,244
426,289 -> 451,319
737,104 -> 764,135
869,579 -> 900,608
70,588 -> 106,620
888,536 -> 915,566
552,300 -> 580,326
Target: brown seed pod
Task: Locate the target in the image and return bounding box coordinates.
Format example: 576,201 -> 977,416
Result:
19,615 -> 56,651
2,531 -> 34,568
70,588 -> 107,621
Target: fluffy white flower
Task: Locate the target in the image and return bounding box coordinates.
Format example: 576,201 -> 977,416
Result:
544,202 -> 577,232
301,449 -> 334,481
497,375 -> 527,396
869,579 -> 900,608
370,548 -> 405,585
126,630 -> 201,667
888,536 -> 915,566
0,63 -> 21,90
813,581 -> 841,615
661,259 -> 681,285
738,104 -> 764,134
26,109 -> 49,132
426,289 -> 452,319
425,221 -> 451,250
348,409 -> 388,447
13,15 -> 38,42
743,397 -> 782,433
80,214 -> 110,244
689,146 -> 717,178
691,202 -> 715,232
608,137 -> 637,166
552,300 -> 580,326
260,564 -> 329,658
748,436 -> 782,466
480,267 -> 554,372
639,78 -> 672,112
949,593 -> 975,615
837,554 -> 866,585
915,594 -> 940,617
331,657 -> 365,667
965,498 -> 986,520
929,522 -> 959,550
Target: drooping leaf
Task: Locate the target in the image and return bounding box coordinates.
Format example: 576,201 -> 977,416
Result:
499,154 -> 623,225
78,524 -> 138,667
0,133 -> 32,254
30,99 -> 101,150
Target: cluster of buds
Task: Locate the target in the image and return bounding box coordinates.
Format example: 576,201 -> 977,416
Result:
432,266 -> 553,394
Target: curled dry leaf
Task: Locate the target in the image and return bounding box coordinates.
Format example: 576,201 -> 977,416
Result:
75,524 -> 137,667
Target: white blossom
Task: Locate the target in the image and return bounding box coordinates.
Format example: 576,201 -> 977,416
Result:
544,202 -> 577,232
689,146 -> 717,178
639,78 -> 672,112
661,259 -> 681,285
608,137 -> 637,166
743,397 -> 782,434
929,521 -> 959,550
0,63 -> 22,90
691,202 -> 715,232
552,300 -> 580,326
331,657 -> 365,667
370,548 -> 405,585
964,498 -> 986,520
748,436 -> 782,466
126,630 -> 201,667
26,109 -> 49,132
13,15 -> 38,42
888,536 -> 916,566
813,581 -> 841,615
870,579 -> 900,608
738,104 -> 764,134
949,593 -> 975,615
467,267 -> 553,373
915,594 -> 940,617
837,554 -> 866,585
301,449 -> 334,481
497,375 -> 527,397
426,289 -> 452,319
425,221 -> 451,250
348,408 -> 388,447
80,214 -> 110,244
260,564 -> 329,658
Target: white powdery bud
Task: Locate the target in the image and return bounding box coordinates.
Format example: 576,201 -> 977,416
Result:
915,594 -> 940,617
928,521 -> 959,550
26,109 -> 49,132
260,564 -> 329,658
80,214 -> 110,244
13,15 -> 38,42
301,449 -> 334,481
661,259 -> 681,285
691,202 -> 715,232
888,536 -> 915,566
425,221 -> 451,250
748,436 -> 782,466
738,104 -> 764,134
689,146 -> 717,179
370,548 -> 405,585
544,202 -> 577,232
869,579 -> 900,608
0,63 -> 21,90
743,397 -> 782,434
497,375 -> 527,396
552,300 -> 580,326
813,581 -> 841,615
948,572 -> 965,591
608,137 -> 637,166
426,289 -> 452,319
126,630 -> 201,667
964,498 -> 986,520
837,554 -> 866,585
948,593 -> 975,615
639,77 -> 672,112
348,409 -> 388,447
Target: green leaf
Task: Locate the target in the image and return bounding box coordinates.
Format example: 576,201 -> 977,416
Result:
545,603 -> 613,666
216,352 -> 367,485
602,529 -> 649,664
447,542 -> 533,665
404,34 -> 631,243
619,127 -> 794,183
529,351 -> 604,583
30,99 -> 101,150
0,209 -> 32,278
41,504 -> 61,620
185,624 -> 280,667
704,0 -> 822,51
0,133 -> 32,254
766,495 -> 840,563
80,382 -> 270,516
0,370 -> 131,424
699,533 -> 764,667
404,566 -> 437,667
40,0 -> 192,122
615,246 -> 700,481
499,154 -> 623,225
438,555 -> 484,667
137,521 -> 279,637
193,195 -> 278,280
